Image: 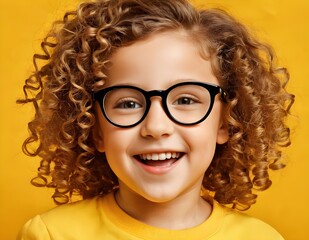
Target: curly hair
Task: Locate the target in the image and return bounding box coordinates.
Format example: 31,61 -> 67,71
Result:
18,0 -> 294,210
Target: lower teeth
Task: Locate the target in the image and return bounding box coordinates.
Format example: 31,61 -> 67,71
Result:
140,158 -> 179,167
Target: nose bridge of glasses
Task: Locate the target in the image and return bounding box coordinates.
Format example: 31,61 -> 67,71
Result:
144,89 -> 168,109
146,89 -> 166,100
144,89 -> 167,109
143,89 -> 171,122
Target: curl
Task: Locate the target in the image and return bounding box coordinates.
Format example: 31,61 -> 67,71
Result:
199,8 -> 294,209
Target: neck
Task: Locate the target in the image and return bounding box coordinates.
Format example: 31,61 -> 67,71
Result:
115,184 -> 212,230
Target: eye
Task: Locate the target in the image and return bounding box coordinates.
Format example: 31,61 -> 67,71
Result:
174,96 -> 199,105
114,99 -> 143,109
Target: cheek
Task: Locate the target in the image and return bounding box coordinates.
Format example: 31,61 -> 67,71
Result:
188,127 -> 218,152
183,116 -> 221,157
101,128 -> 130,172
102,129 -> 124,152
101,126 -> 137,156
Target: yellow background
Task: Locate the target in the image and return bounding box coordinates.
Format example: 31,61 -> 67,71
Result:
0,0 -> 308,239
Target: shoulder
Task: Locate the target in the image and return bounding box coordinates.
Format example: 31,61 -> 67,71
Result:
40,196 -> 103,222
18,195 -> 108,240
212,202 -> 284,240
17,214 -> 50,240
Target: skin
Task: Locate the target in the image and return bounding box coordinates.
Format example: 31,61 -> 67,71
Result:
93,30 -> 229,230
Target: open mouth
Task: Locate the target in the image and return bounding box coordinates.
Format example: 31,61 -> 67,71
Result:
134,152 -> 184,167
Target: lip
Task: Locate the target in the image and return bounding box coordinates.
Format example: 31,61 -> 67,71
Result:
132,152 -> 184,175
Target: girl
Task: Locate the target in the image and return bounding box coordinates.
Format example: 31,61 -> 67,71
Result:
18,0 -> 294,239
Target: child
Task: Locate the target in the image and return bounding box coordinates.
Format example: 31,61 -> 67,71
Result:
18,0 -> 294,239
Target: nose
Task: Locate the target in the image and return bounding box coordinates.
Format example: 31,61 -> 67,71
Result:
140,97 -> 174,139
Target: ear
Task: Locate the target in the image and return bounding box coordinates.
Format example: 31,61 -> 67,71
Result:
216,121 -> 229,145
92,105 -> 105,152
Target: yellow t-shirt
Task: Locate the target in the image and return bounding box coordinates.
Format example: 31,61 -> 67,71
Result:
18,192 -> 284,240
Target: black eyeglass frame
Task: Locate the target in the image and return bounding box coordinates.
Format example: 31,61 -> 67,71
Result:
94,81 -> 227,128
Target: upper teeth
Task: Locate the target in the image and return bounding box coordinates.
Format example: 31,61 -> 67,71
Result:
139,152 -> 180,161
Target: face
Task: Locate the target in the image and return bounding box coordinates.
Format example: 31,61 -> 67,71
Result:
94,31 -> 228,203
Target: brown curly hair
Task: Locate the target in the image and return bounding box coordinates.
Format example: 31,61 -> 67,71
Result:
18,0 -> 294,210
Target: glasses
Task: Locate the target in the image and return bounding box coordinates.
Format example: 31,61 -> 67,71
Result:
94,81 -> 226,128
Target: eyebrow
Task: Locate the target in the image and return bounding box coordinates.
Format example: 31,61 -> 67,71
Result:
103,78 -> 201,90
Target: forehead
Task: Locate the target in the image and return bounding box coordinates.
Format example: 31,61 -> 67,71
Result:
105,31 -> 217,88
110,31 -> 205,63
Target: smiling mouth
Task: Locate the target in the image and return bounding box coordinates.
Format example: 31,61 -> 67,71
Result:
134,152 -> 184,167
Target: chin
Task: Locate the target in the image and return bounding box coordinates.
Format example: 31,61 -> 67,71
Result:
136,186 -> 187,204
